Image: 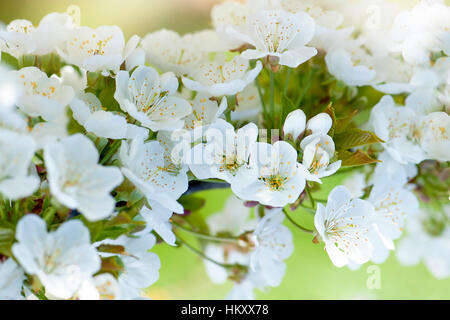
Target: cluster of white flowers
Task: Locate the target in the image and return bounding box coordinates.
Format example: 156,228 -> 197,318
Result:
0,0 -> 448,300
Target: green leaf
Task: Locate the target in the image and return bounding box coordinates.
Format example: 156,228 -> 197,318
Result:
18,54 -> 36,68
97,244 -> 126,255
105,212 -> 132,227
100,256 -> 124,274
86,71 -> 103,89
334,128 -> 383,150
67,108 -> 86,135
39,53 -> 61,77
346,86 -> 358,101
178,195 -> 205,212
338,150 -> 381,167
96,226 -> 130,241
334,110 -> 358,134
1,52 -> 18,69
42,207 -> 56,225
83,220 -> 104,242
0,228 -> 15,256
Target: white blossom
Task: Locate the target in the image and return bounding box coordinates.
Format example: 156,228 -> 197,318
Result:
233,141 -> 306,207
182,94 -> 227,142
325,48 -> 376,87
189,119 -> 259,186
232,84 -> 262,122
390,0 -> 450,65
314,185 -> 376,267
58,26 -> 139,74
70,92 -> 148,140
182,54 -> 262,97
299,133 -> 341,183
203,196 -> 257,285
283,110 -> 340,182
397,208 -> 450,279
98,234 -> 160,299
77,273 -> 120,300
141,29 -> 227,76
225,9 -> 317,68
12,215 -> 101,299
115,66 -> 192,132
249,208 -> 293,287
119,136 -> 188,214
0,13 -> 74,58
13,67 -> 74,122
0,259 -> 25,300
138,201 -> 177,246
0,130 -> 39,200
44,134 -> 123,221
283,109 -> 307,141
371,95 -> 450,163
283,109 -> 332,141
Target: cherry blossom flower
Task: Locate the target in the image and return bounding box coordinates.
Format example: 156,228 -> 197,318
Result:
299,133 -> 341,183
182,54 -> 262,97
314,185 -> 376,267
12,215 -> 101,299
249,208 -> 293,286
70,92 -> 148,140
371,95 -> 450,163
97,234 -> 160,299
283,110 -> 340,182
225,9 -> 317,68
138,201 -> 177,246
119,136 -> 188,213
368,179 -> 419,256
283,109 -> 332,141
141,29 -> 227,76
115,66 -> 191,132
232,84 -> 262,122
44,134 -> 123,221
233,141 -> 306,207
202,196 -> 257,285
0,259 -> 25,300
390,0 -> 450,65
0,12 -> 74,58
397,208 -> 450,279
189,119 -> 259,186
182,94 -> 227,142
76,273 -> 120,300
58,26 -> 139,74
0,130 -> 39,200
13,67 -> 74,122
325,48 -> 376,86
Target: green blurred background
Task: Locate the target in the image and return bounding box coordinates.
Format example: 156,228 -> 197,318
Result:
1,0 -> 449,299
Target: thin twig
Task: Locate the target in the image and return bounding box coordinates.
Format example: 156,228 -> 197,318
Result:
282,208 -> 314,235
172,220 -> 238,243
175,234 -> 236,269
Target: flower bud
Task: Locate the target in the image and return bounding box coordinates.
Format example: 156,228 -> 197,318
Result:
306,113 -> 332,134
283,109 -> 306,141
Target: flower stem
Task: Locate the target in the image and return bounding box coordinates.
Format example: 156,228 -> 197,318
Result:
255,77 -> 269,126
100,140 -> 122,165
305,186 -> 315,209
269,69 -> 275,129
175,234 -> 236,269
282,208 -> 314,235
173,220 -> 238,243
298,203 -> 316,214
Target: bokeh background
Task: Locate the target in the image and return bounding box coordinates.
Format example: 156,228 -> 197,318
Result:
1,0 -> 449,299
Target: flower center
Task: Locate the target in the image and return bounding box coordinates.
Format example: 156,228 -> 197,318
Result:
260,174 -> 287,191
